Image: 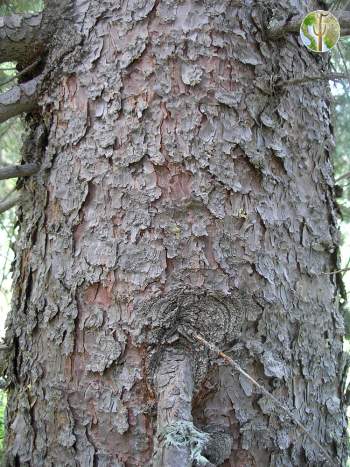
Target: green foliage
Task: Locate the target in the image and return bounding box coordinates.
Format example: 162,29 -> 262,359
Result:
303,14 -> 316,27
324,36 -> 334,49
0,0 -> 43,15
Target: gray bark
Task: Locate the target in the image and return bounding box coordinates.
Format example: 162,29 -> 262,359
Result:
0,191 -> 23,214
3,0 -> 347,466
0,76 -> 40,124
0,163 -> 39,180
0,13 -> 44,64
0,2 -> 71,65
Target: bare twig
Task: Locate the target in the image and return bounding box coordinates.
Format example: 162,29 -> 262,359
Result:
330,1 -> 350,11
278,73 -> 349,87
323,267 -> 350,274
0,120 -> 15,140
179,329 -> 337,467
0,162 -> 39,180
335,43 -> 350,90
0,190 -> 22,214
342,257 -> 350,278
336,171 -> 350,182
0,59 -> 41,88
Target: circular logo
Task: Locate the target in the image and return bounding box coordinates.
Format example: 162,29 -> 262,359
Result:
300,10 -> 340,53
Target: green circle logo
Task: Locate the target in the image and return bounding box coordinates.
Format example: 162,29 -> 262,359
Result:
300,10 -> 340,53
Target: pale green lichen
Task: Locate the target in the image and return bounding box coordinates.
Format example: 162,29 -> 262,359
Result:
161,421 -> 210,465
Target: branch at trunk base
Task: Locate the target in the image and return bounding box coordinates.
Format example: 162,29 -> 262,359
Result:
267,10 -> 350,39
0,75 -> 41,124
152,348 -> 232,466
0,13 -> 46,64
153,349 -> 195,466
0,163 -> 39,180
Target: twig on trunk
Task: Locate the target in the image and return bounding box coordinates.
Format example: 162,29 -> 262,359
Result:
277,73 -> 349,87
179,329 -> 337,467
323,267 -> 350,275
0,59 -> 41,88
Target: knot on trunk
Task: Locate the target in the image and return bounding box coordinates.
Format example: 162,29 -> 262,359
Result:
134,287 -> 261,390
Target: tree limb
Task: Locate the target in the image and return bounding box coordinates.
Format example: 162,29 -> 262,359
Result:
0,162 -> 39,180
267,10 -> 350,39
0,0 -> 78,65
336,171 -> 350,182
0,12 -> 46,65
0,190 -> 22,214
0,75 -> 41,124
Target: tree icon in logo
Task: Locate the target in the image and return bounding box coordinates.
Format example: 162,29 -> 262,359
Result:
300,10 -> 340,52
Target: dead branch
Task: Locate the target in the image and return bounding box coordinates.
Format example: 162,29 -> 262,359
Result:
278,72 -> 349,87
0,75 -> 41,124
0,59 -> 41,87
0,162 -> 39,180
267,10 -> 350,39
336,171 -> 350,182
0,190 -> 22,214
323,267 -> 350,274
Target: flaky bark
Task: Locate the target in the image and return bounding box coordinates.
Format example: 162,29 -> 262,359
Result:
3,0 -> 348,466
0,13 -> 45,65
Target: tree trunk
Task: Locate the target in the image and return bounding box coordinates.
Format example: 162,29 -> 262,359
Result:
3,0 -> 348,465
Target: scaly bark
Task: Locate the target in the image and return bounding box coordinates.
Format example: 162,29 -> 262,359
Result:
0,0 -> 74,66
3,0 -> 347,466
0,76 -> 40,124
0,13 -> 44,65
